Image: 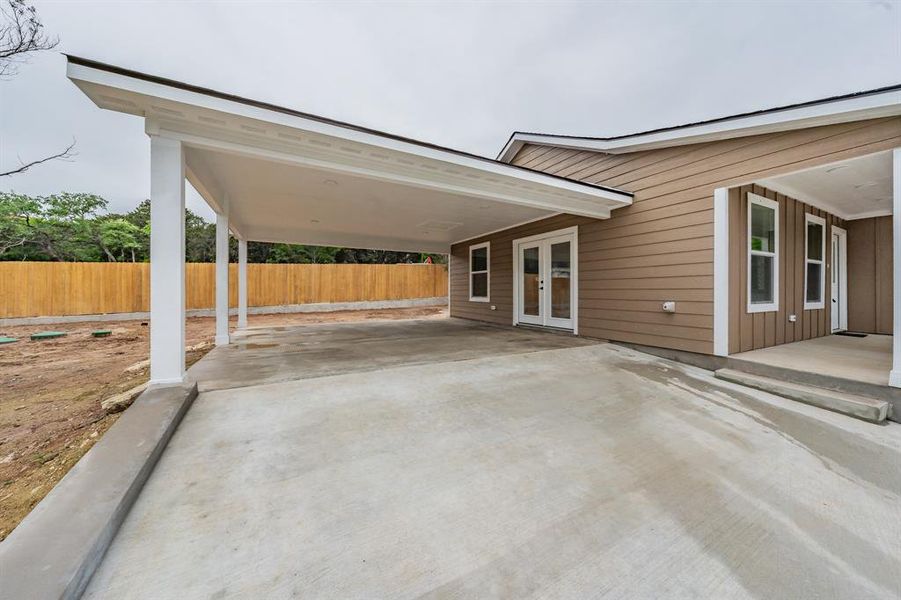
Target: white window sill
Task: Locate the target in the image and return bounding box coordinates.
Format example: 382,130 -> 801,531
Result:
469,297 -> 490,303
747,303 -> 778,314
804,302 -> 825,310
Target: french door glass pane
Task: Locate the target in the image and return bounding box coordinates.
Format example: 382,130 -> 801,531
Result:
550,241 -> 571,319
523,246 -> 540,316
806,262 -> 822,303
750,254 -> 774,304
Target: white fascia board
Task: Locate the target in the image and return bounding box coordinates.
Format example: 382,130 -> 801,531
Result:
66,62 -> 632,208
498,88 -> 901,161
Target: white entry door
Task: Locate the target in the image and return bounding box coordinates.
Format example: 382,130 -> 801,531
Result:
514,227 -> 577,331
831,226 -> 848,332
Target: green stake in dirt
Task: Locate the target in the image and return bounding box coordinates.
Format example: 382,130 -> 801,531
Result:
92,330 -> 112,338
30,331 -> 67,341
0,337 -> 18,344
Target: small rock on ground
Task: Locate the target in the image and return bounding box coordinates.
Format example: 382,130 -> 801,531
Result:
101,382 -> 149,414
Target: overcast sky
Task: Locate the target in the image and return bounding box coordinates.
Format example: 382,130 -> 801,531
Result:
1,1 -> 900,220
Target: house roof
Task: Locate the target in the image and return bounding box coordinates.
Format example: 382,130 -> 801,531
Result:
497,82 -> 901,162
66,55 -> 634,253
65,55 -> 630,199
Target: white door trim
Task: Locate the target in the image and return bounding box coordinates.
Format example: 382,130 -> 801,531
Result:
831,225 -> 848,332
512,225 -> 579,334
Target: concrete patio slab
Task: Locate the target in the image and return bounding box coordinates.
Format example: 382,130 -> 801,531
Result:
733,334 -> 892,386
83,320 -> 901,599
189,318 -> 595,392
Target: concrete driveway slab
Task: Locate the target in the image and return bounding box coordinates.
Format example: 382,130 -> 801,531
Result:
189,318 -> 596,392
84,321 -> 901,599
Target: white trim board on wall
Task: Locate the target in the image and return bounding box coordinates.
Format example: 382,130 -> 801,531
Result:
713,187 -> 729,356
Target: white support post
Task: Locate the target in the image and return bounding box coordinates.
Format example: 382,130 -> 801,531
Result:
713,187 -> 730,357
149,136 -> 186,385
215,212 -> 230,346
237,239 -> 248,329
890,148 -> 901,387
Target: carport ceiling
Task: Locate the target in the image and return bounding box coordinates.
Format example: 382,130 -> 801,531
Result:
66,55 -> 633,253
186,148 -> 552,252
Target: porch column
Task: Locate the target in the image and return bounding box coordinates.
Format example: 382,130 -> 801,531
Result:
891,147 -> 901,387
237,239 -> 248,329
149,136 -> 186,385
215,212 -> 230,346
713,187 -> 729,356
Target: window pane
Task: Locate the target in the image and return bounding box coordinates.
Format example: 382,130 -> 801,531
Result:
806,262 -> 822,303
807,222 -> 823,261
551,241 -> 571,319
751,203 -> 776,253
750,254 -> 774,304
471,272 -> 488,298
522,246 -> 539,316
471,247 -> 488,272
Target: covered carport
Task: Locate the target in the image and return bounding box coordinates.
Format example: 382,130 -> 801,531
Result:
65,55 -> 632,386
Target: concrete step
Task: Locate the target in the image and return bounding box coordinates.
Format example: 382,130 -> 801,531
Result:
714,368 -> 890,423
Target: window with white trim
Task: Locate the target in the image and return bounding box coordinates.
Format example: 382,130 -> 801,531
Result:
469,242 -> 489,302
804,213 -> 826,309
747,194 -> 779,313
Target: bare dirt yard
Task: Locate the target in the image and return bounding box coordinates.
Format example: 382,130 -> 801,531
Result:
0,305 -> 446,541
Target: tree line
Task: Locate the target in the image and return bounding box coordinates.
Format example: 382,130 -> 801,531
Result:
0,192 -> 445,264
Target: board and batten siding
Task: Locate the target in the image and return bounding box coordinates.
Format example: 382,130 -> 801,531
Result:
449,116 -> 901,355
727,184 -> 844,354
847,216 -> 893,334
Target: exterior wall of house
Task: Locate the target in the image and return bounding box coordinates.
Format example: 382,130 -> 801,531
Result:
450,116 -> 901,355
727,184 -> 844,353
848,216 -> 893,334
449,214 -> 596,326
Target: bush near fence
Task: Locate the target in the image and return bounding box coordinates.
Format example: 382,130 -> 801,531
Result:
0,262 -> 448,319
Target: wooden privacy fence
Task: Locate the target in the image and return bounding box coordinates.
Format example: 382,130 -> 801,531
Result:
0,262 -> 448,319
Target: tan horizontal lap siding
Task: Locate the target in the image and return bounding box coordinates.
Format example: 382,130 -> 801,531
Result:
497,116 -> 901,356
727,185 -> 844,354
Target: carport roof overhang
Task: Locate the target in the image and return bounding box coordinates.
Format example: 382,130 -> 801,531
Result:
66,56 -> 632,254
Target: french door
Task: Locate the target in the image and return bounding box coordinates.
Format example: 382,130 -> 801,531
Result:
514,227 -> 577,331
